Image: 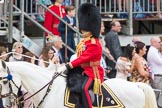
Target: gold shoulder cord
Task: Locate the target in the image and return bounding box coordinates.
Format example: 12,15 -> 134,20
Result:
76,35 -> 92,57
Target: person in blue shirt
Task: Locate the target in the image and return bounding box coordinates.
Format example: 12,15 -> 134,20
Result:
62,0 -> 72,6
58,5 -> 77,62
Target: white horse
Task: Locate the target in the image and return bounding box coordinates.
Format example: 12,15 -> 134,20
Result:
0,60 -> 157,108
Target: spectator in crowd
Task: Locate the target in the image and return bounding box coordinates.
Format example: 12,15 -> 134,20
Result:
58,5 -> 77,62
42,0 -> 52,6
131,36 -> 142,60
9,42 -> 24,62
100,21 -> 114,61
104,20 -> 122,78
132,36 -> 142,45
100,21 -> 105,36
49,36 -> 64,63
130,41 -> 151,84
39,45 -> 60,68
150,0 -> 162,18
117,0 -> 129,18
62,0 -> 72,6
39,45 -> 59,72
99,21 -> 111,79
147,37 -> 162,105
100,37 -> 111,79
116,44 -> 135,80
100,21 -> 106,47
79,0 -> 87,4
36,1 -> 44,21
0,46 -> 8,61
99,36 -> 112,79
24,51 -> 37,64
37,0 -> 52,21
0,0 -> 5,18
130,36 -> 142,79
44,0 -> 66,38
159,36 -> 162,54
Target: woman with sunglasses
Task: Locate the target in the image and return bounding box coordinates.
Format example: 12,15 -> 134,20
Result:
9,42 -> 24,62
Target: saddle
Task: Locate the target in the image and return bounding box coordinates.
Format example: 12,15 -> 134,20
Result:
65,66 -> 124,108
64,83 -> 124,108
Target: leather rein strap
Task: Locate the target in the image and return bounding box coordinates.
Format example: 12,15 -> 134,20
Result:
18,72 -> 63,108
36,72 -> 62,108
0,67 -> 18,99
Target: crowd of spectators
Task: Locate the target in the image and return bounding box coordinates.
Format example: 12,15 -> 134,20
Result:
1,0 -> 162,107
1,0 -> 162,21
1,19 -> 162,107
103,20 -> 162,107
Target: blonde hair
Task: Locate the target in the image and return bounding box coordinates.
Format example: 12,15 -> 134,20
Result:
12,42 -> 23,52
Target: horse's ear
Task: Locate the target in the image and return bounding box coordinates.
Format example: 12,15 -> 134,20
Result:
1,60 -> 6,69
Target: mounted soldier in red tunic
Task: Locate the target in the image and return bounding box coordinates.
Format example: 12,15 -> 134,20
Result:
57,3 -> 104,108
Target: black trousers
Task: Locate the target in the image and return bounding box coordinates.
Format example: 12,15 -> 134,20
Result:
0,99 -> 4,108
81,75 -> 94,108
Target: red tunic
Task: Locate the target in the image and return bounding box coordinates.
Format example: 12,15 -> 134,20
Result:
44,4 -> 66,36
70,38 -> 104,82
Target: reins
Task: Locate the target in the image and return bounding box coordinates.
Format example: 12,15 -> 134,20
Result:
0,67 -> 20,107
18,72 -> 64,108
36,72 -> 62,108
0,67 -> 18,99
0,52 -> 51,64
0,52 -> 65,107
0,82 -> 18,99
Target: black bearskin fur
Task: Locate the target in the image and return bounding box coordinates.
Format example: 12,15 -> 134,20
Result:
66,66 -> 84,93
78,3 -> 101,38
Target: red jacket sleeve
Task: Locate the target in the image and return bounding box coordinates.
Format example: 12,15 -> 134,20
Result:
71,40 -> 102,67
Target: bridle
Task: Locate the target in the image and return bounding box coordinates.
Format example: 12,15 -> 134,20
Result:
26,72 -> 65,108
0,60 -> 66,108
0,66 -> 20,108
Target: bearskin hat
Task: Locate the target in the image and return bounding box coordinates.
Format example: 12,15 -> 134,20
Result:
78,3 -> 101,38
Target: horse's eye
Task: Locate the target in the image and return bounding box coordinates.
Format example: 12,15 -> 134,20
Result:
3,80 -> 8,85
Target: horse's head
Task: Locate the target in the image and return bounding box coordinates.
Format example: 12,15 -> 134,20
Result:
0,60 -> 9,96
0,59 -> 21,107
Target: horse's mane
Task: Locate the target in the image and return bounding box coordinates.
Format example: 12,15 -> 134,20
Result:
66,66 -> 84,93
6,61 -> 52,75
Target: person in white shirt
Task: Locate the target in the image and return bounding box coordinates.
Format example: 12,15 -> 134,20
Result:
147,37 -> 162,106
39,45 -> 59,69
48,36 -> 65,64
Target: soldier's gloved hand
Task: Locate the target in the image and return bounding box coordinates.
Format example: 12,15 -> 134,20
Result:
57,65 -> 67,74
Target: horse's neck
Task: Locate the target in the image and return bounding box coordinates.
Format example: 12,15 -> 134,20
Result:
7,62 -> 53,105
